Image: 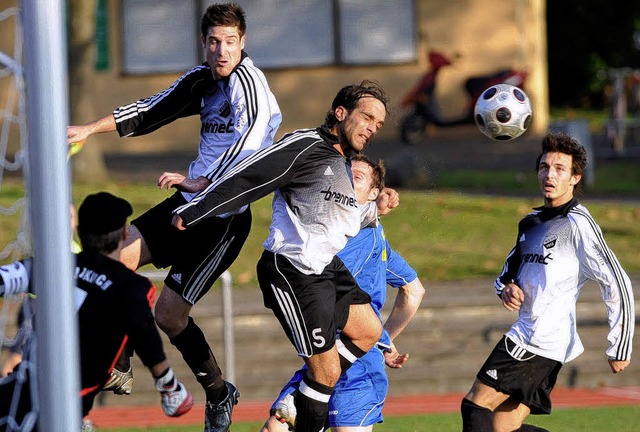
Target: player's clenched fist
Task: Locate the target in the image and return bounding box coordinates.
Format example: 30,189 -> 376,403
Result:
501,283 -> 524,312
158,172 -> 210,193
376,187 -> 399,215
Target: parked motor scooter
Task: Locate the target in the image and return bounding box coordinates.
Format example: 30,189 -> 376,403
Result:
399,51 -> 528,145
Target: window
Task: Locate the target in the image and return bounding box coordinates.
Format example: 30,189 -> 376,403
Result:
121,0 -> 199,74
121,0 -> 416,73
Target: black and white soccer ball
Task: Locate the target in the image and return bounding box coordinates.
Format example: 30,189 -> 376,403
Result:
474,84 -> 532,141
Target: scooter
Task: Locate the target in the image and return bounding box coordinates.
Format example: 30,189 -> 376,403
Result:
399,51 -> 528,145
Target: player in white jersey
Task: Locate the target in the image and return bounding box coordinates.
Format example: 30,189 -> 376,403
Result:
170,81 -> 397,432
461,132 -> 635,432
66,4 -> 281,431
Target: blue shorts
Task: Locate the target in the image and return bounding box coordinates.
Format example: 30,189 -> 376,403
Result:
271,345 -> 388,427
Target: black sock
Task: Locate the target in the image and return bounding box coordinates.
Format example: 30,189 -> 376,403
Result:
114,343 -> 133,371
295,373 -> 333,432
336,335 -> 367,374
461,398 -> 493,432
169,316 -> 224,402
519,425 -> 549,432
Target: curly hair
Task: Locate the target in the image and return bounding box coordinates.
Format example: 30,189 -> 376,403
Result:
324,80 -> 389,128
201,3 -> 247,38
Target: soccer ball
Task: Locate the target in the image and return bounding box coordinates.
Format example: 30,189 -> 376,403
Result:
474,84 -> 532,140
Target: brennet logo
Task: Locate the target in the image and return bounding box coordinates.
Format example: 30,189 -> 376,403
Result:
201,118 -> 234,134
320,186 -> 357,208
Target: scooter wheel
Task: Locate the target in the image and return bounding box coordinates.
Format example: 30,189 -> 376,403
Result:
400,112 -> 427,145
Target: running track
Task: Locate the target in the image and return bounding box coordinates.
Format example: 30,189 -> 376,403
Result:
87,387 -> 640,429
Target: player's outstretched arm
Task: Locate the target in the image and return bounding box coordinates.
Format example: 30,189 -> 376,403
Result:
384,278 -> 425,341
0,260 -> 31,297
158,172 -> 211,193
66,114 -> 117,150
383,278 -> 425,368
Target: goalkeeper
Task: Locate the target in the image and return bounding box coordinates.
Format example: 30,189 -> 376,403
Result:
0,192 -> 194,427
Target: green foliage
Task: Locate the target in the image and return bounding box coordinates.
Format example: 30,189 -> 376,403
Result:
2,175 -> 639,282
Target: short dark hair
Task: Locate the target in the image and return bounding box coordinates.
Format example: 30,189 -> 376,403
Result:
351,153 -> 386,192
201,3 -> 247,38
78,226 -> 124,254
535,132 -> 588,176
324,80 -> 389,128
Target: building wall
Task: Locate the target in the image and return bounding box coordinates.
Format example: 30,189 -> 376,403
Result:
1,0 -> 547,154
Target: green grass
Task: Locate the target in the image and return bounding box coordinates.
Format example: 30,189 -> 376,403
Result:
100,405 -> 640,431
435,160 -> 640,197
1,176 -> 639,285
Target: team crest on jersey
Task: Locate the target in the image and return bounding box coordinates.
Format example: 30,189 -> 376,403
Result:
543,234 -> 557,249
219,102 -> 231,117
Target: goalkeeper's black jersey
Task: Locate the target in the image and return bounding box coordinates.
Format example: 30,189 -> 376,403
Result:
74,251 -> 165,414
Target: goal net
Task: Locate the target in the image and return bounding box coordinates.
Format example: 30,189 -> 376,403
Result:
0,4 -> 38,432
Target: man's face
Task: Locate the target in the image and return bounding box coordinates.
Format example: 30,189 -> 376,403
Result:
537,151 -> 581,207
202,25 -> 245,79
335,97 -> 386,154
351,160 -> 379,205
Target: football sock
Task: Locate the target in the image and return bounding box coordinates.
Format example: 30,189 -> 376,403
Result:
295,373 -> 333,432
114,342 -> 133,371
519,425 -> 549,432
169,316 -> 224,401
461,398 -> 493,432
336,334 -> 367,373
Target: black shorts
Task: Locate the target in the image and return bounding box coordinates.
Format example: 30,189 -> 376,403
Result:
132,192 -> 252,304
256,250 -> 371,357
476,335 -> 562,414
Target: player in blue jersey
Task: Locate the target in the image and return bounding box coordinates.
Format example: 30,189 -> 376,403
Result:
260,154 -> 425,431
67,4 -> 281,431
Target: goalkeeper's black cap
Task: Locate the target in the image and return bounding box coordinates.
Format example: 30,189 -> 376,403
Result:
78,192 -> 133,235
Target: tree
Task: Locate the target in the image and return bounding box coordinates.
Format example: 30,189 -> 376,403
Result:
547,1 -> 640,108
67,0 -> 108,182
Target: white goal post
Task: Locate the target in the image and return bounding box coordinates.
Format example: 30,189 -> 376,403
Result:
22,2 -> 81,431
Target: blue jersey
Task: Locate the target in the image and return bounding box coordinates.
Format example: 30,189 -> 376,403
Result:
337,222 -> 417,347
272,222 -> 418,427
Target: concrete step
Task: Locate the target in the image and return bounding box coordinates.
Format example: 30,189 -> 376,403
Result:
93,275 -> 640,409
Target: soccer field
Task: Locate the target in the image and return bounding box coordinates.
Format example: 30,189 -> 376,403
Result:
99,405 -> 640,432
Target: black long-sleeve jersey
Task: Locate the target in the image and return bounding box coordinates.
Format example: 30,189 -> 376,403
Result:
494,198 -> 634,363
175,126 -> 373,275
112,55 -> 282,206
75,251 -> 165,415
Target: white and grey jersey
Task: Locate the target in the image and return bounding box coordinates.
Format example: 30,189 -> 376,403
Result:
175,127 -> 367,274
113,54 -> 282,205
495,199 -> 634,363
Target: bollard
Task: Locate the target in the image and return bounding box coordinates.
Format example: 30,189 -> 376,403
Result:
549,119 -> 595,189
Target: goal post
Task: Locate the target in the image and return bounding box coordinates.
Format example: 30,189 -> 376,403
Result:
22,2 -> 81,431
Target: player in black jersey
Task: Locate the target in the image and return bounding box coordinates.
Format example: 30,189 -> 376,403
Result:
170,81 -> 397,432
67,4 -> 282,430
0,192 -> 194,429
